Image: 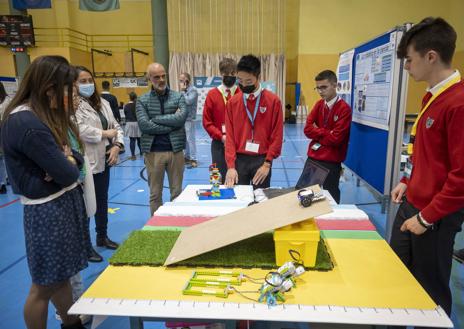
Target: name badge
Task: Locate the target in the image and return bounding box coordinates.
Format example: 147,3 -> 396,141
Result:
245,140 -> 260,153
311,142 -> 321,151
404,157 -> 413,179
222,124 -> 226,134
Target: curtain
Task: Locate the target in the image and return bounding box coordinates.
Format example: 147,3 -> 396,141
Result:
169,52 -> 285,108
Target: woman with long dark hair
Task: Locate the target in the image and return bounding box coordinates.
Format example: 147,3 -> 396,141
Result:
75,66 -> 124,253
1,56 -> 90,329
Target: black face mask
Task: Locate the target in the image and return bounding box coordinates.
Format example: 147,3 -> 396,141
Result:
239,83 -> 256,94
223,76 -> 236,87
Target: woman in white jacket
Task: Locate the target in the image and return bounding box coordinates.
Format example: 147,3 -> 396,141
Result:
75,66 -> 124,259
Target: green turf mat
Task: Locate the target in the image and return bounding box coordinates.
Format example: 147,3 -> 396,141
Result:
320,230 -> 382,240
109,230 -> 333,271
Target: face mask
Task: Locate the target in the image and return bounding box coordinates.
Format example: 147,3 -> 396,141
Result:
239,83 -> 256,94
78,83 -> 95,98
223,76 -> 236,88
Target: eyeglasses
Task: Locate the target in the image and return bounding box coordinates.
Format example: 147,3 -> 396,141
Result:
314,85 -> 330,91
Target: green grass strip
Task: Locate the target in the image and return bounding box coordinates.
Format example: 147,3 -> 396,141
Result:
109,230 -> 333,271
320,230 -> 382,240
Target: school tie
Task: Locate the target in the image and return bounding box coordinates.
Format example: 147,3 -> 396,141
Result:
248,93 -> 255,101
225,89 -> 231,101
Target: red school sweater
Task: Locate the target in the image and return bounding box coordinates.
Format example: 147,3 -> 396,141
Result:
404,81 -> 464,223
224,89 -> 283,168
202,87 -> 241,141
304,98 -> 352,163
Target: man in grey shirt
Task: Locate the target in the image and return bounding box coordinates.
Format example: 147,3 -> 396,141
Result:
179,72 -> 199,167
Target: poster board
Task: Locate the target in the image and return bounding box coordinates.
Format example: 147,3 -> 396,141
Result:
341,27 -> 409,195
0,76 -> 19,97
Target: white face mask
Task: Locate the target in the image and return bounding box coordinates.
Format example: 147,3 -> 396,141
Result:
78,83 -> 95,98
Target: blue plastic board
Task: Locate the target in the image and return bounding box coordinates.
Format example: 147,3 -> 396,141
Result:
198,188 -> 236,200
344,31 -> 395,194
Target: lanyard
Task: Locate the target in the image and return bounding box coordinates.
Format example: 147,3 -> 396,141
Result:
243,92 -> 262,141
408,74 -> 461,155
219,86 -> 235,105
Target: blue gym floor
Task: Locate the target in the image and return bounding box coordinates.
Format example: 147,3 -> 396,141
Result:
0,122 -> 463,329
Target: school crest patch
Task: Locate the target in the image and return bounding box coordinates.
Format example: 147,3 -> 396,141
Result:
426,117 -> 434,129
334,115 -> 339,121
260,107 -> 267,114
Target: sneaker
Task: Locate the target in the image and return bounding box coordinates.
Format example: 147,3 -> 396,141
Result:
184,158 -> 191,165
190,160 -> 198,168
0,184 -> 6,194
453,249 -> 464,264
130,155 -> 136,161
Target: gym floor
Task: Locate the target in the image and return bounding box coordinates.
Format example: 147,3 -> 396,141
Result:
1,122 -> 462,329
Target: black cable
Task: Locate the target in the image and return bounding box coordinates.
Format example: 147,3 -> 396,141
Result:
229,287 -> 260,303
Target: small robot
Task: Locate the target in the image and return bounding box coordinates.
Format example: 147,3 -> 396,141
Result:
276,261 -> 305,290
258,272 -> 286,306
258,259 -> 306,306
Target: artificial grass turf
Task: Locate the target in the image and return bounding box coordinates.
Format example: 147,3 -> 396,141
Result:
109,230 -> 333,271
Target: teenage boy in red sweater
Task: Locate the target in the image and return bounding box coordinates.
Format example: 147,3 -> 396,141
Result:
390,17 -> 464,318
203,58 -> 241,182
224,54 -> 283,189
297,70 -> 352,203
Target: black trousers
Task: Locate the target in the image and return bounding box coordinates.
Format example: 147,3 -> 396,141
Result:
297,157 -> 341,203
93,165 -> 111,239
390,198 -> 463,320
211,139 -> 227,184
129,137 -> 141,156
235,153 -> 271,189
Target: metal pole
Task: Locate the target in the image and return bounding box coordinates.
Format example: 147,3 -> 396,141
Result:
151,0 -> 169,69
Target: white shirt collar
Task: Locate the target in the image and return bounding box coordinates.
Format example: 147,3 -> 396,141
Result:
101,91 -> 110,94
325,95 -> 339,109
427,70 -> 461,95
244,84 -> 262,99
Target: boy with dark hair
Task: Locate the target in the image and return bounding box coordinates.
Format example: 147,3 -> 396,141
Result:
390,17 -> 464,318
297,69 -> 351,203
100,80 -> 121,122
203,57 -> 241,181
224,54 -> 283,189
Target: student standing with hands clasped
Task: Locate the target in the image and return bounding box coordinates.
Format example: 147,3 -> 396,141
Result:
224,54 -> 283,189
390,17 -> 464,320
1,55 -> 91,329
75,66 -> 124,255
